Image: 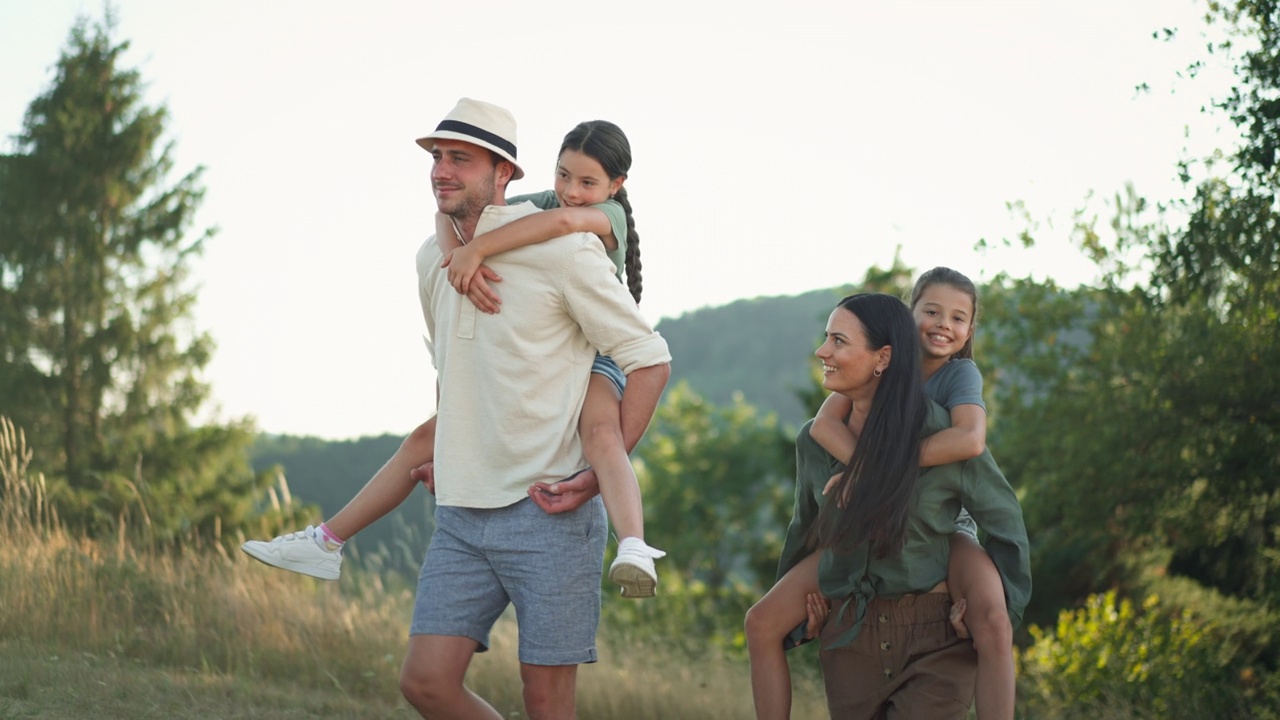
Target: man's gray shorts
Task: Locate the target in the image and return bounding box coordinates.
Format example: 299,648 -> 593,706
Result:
411,495 -> 607,666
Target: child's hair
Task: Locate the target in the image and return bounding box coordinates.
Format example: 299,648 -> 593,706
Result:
816,293 -> 928,558
560,120 -> 643,303
909,266 -> 979,360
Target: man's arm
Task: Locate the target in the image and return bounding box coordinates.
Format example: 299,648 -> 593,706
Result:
530,362 -> 670,514
617,363 -> 670,452
530,239 -> 671,514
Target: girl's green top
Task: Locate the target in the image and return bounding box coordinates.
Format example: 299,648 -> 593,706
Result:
508,191 -> 628,283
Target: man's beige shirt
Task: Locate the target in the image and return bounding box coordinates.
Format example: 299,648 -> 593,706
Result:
416,201 -> 671,508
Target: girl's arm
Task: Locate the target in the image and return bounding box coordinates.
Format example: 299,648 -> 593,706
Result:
444,206 -> 615,296
919,403 -> 986,467
436,212 -> 503,313
810,393 -> 855,464
435,212 -> 463,254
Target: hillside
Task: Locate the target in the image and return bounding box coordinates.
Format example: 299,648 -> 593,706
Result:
248,288 -> 848,562
655,287 -> 849,430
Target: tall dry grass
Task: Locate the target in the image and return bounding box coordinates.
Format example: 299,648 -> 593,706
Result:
0,416 -> 830,718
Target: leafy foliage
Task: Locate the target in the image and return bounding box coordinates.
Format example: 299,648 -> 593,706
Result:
1017,591 -> 1245,719
634,383 -> 795,595
979,3 -> 1280,704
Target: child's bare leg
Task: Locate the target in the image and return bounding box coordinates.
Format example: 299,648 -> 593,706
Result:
948,533 -> 1014,720
579,375 -> 644,541
323,418 -> 436,540
242,419 -> 436,579
582,374 -> 663,597
745,552 -> 822,720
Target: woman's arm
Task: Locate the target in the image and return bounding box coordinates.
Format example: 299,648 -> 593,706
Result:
919,403 -> 986,467
810,393 -> 855,464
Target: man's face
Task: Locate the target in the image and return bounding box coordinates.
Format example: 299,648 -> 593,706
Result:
430,139 -> 501,219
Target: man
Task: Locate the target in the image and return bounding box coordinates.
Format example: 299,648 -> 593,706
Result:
399,98 -> 671,720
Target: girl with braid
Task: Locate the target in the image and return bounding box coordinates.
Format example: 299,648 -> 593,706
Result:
435,119 -> 665,597
243,121 -> 667,598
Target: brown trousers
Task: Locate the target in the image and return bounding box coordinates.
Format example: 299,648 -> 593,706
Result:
820,592 -> 977,720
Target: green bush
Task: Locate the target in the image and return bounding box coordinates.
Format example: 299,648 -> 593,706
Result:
1017,590 -> 1246,719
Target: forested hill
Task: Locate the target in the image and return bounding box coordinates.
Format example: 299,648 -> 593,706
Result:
249,288 -> 846,568
654,287 -> 848,430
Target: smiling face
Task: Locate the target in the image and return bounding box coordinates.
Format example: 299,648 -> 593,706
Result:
429,139 -> 506,220
912,283 -> 975,363
554,148 -> 624,208
815,307 -> 891,401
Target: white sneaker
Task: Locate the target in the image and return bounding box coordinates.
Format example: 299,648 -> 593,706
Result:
241,525 -> 342,580
608,537 -> 665,598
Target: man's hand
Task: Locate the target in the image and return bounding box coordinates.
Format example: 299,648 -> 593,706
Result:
528,468 -> 600,514
410,461 -> 436,495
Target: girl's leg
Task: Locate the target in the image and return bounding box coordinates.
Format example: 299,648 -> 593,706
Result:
580,374 -> 664,597
579,374 -> 644,541
745,552 -> 822,720
242,419 -> 435,579
948,533 -> 1014,720
324,419 -> 436,540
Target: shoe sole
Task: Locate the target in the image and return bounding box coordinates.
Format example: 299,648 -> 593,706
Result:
608,563 -> 656,599
240,543 -> 341,581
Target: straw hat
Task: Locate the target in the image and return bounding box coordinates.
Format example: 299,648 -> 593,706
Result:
415,97 -> 524,180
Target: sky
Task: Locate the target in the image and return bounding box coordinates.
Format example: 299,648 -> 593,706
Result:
0,0 -> 1240,440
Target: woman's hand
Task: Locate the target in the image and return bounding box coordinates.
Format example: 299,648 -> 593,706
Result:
822,472 -> 852,509
950,598 -> 971,639
804,592 -> 831,640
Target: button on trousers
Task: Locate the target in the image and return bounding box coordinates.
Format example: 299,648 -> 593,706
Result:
820,592 -> 977,719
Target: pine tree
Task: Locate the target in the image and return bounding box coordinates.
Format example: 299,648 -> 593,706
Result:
0,13 -> 302,541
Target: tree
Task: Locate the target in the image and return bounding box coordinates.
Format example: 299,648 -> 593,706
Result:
0,13 -> 291,541
980,2 -> 1280,675
635,383 -> 795,595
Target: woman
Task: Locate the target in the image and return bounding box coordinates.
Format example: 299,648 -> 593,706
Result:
748,293 -> 1031,718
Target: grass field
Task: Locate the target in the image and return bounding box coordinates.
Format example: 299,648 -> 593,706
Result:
0,424 -> 831,719
0,545 -> 830,719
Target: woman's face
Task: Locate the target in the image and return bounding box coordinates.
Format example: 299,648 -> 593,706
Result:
815,307 -> 889,398
912,283 -> 974,361
554,149 -> 623,208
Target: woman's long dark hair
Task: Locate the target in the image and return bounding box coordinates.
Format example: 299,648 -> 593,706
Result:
560,120 -> 642,303
816,293 -> 930,558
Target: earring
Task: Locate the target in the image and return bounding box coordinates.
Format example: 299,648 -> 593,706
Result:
873,369 -> 883,377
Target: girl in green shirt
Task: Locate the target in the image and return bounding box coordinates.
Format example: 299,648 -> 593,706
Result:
807,267 -> 1017,720
746,287 -> 1030,720
242,121 -> 668,599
